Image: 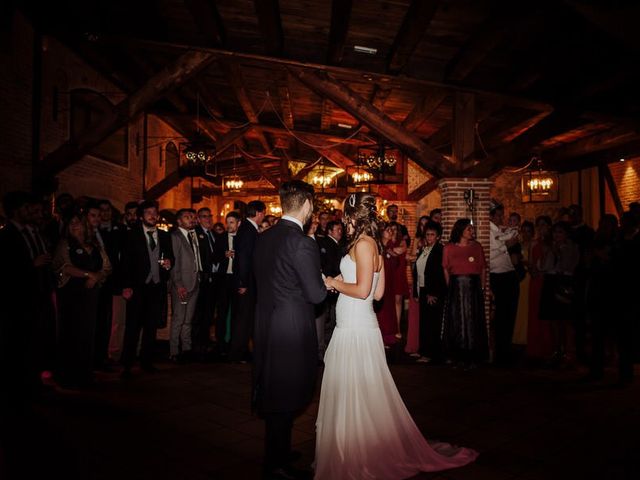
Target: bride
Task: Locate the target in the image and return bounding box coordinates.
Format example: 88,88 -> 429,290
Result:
314,193 -> 478,480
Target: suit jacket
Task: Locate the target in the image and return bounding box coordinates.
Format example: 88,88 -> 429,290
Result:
412,242 -> 447,299
0,221 -> 36,300
120,225 -> 173,291
194,225 -> 225,276
318,235 -> 343,278
170,229 -> 200,293
98,222 -> 126,292
253,219 -> 327,414
234,220 -> 259,290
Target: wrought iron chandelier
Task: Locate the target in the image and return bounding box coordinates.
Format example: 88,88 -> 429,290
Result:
223,145 -> 244,193
521,155 -> 559,203
357,142 -> 397,171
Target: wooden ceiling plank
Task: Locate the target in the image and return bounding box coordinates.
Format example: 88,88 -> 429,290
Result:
184,0 -> 226,47
326,0 -> 353,65
253,0 -> 284,56
289,68 -> 455,178
38,49 -> 216,178
387,0 -> 439,74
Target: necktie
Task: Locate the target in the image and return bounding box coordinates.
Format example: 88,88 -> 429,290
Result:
22,227 -> 39,259
206,230 -> 215,252
147,230 -> 157,250
189,230 -> 203,272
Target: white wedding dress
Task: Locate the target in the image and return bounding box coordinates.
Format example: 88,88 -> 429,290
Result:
314,255 -> 478,480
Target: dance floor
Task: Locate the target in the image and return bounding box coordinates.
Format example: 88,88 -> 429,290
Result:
5,355 -> 640,480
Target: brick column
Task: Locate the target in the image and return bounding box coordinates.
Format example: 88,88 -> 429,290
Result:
439,178 -> 494,357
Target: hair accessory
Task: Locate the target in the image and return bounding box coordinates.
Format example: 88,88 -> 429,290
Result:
348,194 -> 356,208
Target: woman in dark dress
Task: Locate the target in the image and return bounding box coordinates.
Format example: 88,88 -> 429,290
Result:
442,219 -> 488,369
538,221 -> 579,365
53,214 -> 111,388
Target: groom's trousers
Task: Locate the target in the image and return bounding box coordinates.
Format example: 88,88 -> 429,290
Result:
264,411 -> 295,470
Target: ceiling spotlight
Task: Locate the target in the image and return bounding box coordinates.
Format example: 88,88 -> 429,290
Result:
354,45 -> 377,55
620,158 -> 625,162
337,123 -> 353,129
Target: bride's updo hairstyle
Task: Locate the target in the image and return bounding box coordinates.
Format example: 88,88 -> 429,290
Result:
343,192 -> 384,254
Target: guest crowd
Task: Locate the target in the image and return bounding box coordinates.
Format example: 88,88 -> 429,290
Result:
1,189 -> 639,406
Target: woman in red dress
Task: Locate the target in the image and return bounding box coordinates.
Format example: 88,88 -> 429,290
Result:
376,224 -> 403,345
526,215 -> 553,360
442,219 -> 488,369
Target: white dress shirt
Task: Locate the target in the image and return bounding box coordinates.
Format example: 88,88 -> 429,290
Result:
282,215 -> 303,230
226,233 -> 235,274
490,221 -> 516,273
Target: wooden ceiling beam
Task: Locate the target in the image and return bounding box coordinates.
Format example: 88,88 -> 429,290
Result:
600,164 -> 624,217
289,68 -> 456,178
553,138 -> 640,173
408,177 -> 439,201
253,0 -> 284,57
387,0 -> 439,74
320,99 -> 333,131
326,0 -> 353,65
184,0 -> 226,47
293,158 -> 322,181
468,109 -> 580,177
543,125 -> 640,164
278,73 -> 295,130
402,88 -> 447,132
37,49 -> 216,178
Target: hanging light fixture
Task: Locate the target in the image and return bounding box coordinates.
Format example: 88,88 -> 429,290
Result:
521,155 -> 559,203
357,142 -> 398,171
223,145 -> 244,193
311,158 -> 336,191
180,92 -> 215,173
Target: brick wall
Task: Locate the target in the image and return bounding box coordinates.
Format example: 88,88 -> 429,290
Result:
0,11 -> 34,204
609,158 -> 640,210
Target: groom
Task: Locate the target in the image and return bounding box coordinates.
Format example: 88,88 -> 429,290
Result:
253,180 -> 327,479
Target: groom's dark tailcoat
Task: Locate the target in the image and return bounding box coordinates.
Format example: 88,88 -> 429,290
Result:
253,219 -> 327,414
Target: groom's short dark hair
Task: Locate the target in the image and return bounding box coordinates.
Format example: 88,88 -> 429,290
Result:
279,180 -> 314,214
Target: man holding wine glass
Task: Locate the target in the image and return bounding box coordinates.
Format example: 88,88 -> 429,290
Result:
120,200 -> 173,379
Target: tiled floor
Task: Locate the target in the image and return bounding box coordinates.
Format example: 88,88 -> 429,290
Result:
3,356 -> 639,480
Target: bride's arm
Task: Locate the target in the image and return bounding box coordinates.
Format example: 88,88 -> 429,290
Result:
373,261 -> 385,301
325,239 -> 375,300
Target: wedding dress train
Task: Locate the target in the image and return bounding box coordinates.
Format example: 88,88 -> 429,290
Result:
314,255 -> 478,480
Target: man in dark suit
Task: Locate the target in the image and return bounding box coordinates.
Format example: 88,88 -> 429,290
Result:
0,191 -> 50,404
412,222 -> 447,364
120,200 -> 173,378
192,207 -> 225,360
317,220 -> 343,357
253,181 -> 327,479
229,200 -> 265,363
214,211 -> 241,358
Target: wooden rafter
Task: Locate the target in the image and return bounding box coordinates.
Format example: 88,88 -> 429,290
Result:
408,178 -> 439,201
293,158 -> 322,181
320,99 -> 333,131
326,0 -> 353,65
554,139 -> 640,173
543,125 -> 640,164
468,109 -> 580,177
278,73 -> 295,130
37,49 -> 215,178
289,68 -> 456,178
253,0 -> 284,56
402,88 -> 447,132
184,0 -> 226,47
387,0 -> 439,74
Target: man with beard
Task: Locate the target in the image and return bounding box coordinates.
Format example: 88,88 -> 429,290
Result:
120,200 -> 173,378
253,181 -> 327,478
387,204 -> 410,247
